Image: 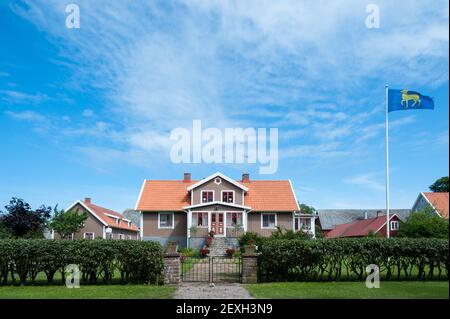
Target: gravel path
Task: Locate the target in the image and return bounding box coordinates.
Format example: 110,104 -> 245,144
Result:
174,283 -> 254,299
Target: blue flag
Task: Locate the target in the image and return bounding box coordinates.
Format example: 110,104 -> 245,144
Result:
388,89 -> 434,112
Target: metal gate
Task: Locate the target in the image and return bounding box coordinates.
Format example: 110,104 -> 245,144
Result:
181,256 -> 242,283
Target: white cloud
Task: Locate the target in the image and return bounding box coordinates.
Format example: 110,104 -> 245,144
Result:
0,90 -> 49,104
4,110 -> 46,122
344,172 -> 385,192
9,0 -> 449,171
82,109 -> 94,117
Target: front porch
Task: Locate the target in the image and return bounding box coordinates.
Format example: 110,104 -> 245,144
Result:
187,210 -> 247,249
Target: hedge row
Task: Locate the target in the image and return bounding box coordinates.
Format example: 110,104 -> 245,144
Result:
0,239 -> 164,285
258,238 -> 449,282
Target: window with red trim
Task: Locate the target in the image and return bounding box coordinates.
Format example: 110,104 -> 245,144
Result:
192,212 -> 208,227
227,212 -> 242,226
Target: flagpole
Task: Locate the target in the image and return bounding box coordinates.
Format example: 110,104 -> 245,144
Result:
385,83 -> 390,239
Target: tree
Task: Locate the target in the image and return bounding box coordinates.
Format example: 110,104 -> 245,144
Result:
299,203 -> 317,215
0,197 -> 51,238
429,176 -> 449,192
49,206 -> 87,239
397,206 -> 449,239
0,223 -> 11,239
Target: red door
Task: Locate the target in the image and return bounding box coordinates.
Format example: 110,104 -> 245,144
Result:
211,213 -> 224,235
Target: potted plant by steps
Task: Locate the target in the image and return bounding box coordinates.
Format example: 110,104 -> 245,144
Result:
225,248 -> 235,257
200,248 -> 210,257
244,239 -> 257,253
205,235 -> 213,247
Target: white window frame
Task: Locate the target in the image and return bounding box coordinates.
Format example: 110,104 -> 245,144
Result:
200,190 -> 215,203
261,213 -> 277,229
118,234 -> 125,240
221,190 -> 235,204
192,212 -> 209,228
390,220 -> 399,230
83,232 -> 95,240
298,217 -> 312,231
226,212 -> 243,227
158,212 -> 175,229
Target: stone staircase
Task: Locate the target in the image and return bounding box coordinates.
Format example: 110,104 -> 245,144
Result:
208,237 -> 229,256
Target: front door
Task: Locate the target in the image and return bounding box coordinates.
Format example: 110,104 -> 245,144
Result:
211,212 -> 224,236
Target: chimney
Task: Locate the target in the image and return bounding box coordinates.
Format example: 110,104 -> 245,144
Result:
183,173 -> 191,182
85,197 -> 91,204
242,173 -> 250,182
364,211 -> 368,220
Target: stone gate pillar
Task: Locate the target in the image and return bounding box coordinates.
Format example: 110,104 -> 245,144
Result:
241,253 -> 260,284
164,253 -> 181,284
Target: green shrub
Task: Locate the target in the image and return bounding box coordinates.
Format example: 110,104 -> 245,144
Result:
258,238 -> 449,282
179,248 -> 200,257
238,232 -> 266,251
0,239 -> 164,286
270,227 -> 311,240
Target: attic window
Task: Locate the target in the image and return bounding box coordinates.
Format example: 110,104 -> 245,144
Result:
222,191 -> 234,203
116,218 -> 120,225
201,191 -> 214,203
214,177 -> 222,185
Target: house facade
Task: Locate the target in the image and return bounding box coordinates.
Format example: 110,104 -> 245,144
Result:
326,213 -> 401,239
411,192 -> 449,219
135,172 -> 315,248
52,198 -> 140,240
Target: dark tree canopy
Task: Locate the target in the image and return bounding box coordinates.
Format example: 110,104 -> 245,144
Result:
429,176 -> 449,192
0,197 -> 51,238
397,206 -> 449,239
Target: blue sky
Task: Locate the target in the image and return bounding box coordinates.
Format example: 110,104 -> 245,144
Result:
0,0 -> 448,212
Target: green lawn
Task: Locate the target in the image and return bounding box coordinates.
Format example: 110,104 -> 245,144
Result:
0,284 -> 176,299
245,281 -> 449,299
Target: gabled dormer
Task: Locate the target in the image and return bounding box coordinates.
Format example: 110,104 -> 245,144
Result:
185,172 -> 249,207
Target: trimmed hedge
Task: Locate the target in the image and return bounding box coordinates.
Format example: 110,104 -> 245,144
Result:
258,238 -> 449,282
0,239 -> 164,285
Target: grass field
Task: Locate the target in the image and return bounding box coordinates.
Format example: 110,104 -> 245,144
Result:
245,281 -> 449,299
0,284 -> 176,299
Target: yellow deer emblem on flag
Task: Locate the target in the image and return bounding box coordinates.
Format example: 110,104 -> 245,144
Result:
401,89 -> 421,108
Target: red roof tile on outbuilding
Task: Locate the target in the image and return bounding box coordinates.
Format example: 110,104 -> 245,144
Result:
326,214 -> 398,238
83,201 -> 140,232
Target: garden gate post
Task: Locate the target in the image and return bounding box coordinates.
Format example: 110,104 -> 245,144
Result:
164,253 -> 181,284
241,253 -> 260,284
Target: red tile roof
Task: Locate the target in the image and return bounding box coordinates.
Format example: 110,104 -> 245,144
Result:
326,214 -> 396,239
136,178 -> 299,212
242,180 -> 299,212
422,192 -> 449,219
83,201 -> 140,232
